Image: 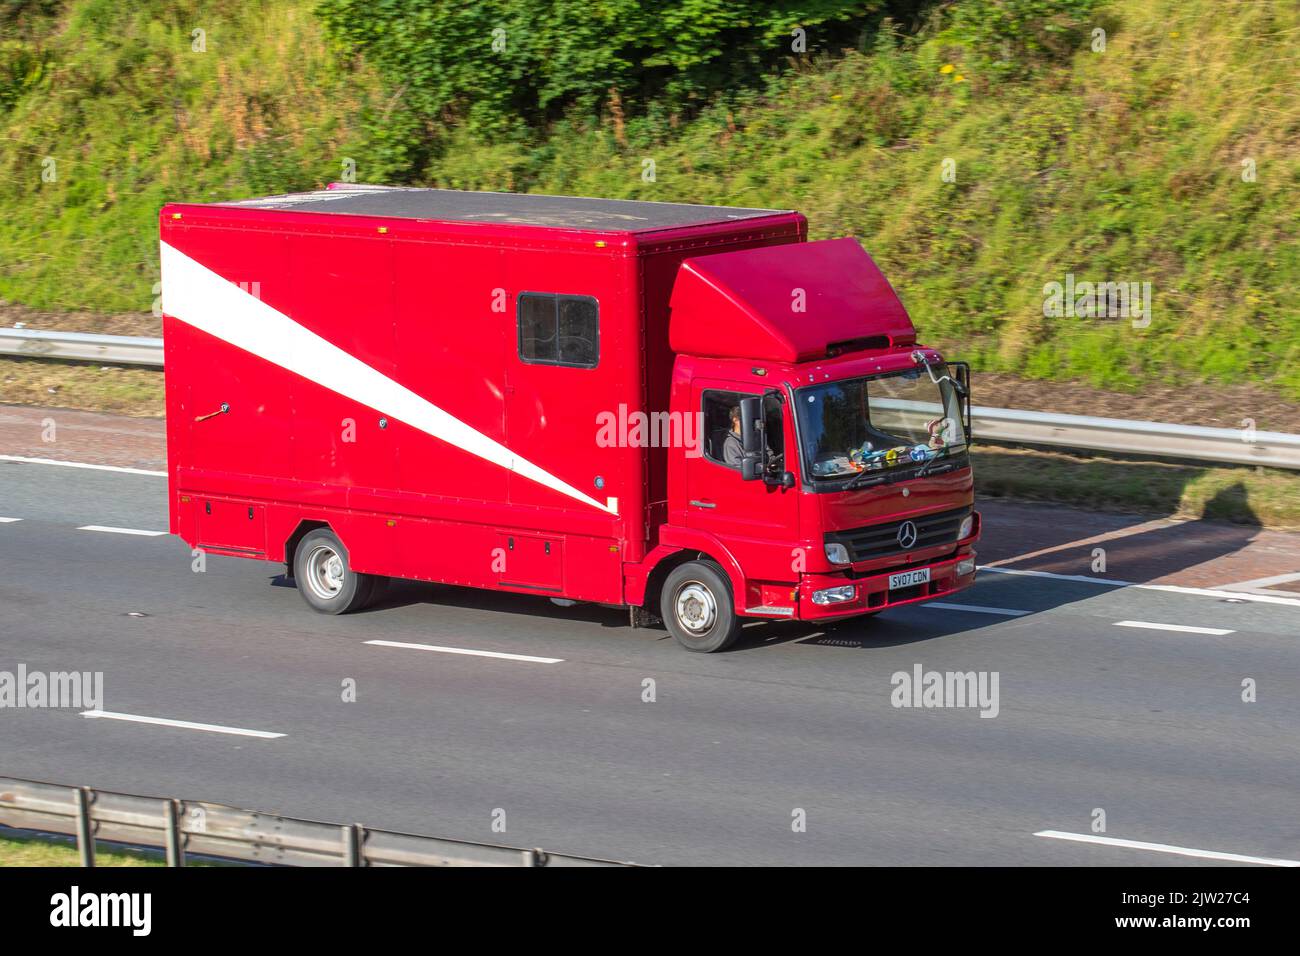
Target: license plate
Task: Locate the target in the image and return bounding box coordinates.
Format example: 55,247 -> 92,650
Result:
889,568 -> 931,590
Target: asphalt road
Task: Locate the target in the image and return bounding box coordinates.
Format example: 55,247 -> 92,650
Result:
2,458 -> 1299,866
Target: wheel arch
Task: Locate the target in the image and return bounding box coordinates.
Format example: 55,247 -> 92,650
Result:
283,519 -> 333,578
636,538 -> 746,615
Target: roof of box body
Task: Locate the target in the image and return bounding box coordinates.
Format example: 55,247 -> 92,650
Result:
211,184 -> 790,233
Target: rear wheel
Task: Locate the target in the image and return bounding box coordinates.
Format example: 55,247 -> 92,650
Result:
293,528 -> 380,614
661,561 -> 741,653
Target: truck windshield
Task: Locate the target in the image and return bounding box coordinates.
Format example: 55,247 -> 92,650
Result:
795,365 -> 967,480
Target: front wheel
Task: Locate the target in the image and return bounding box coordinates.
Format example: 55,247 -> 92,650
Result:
661,562 -> 741,653
294,528 -> 381,614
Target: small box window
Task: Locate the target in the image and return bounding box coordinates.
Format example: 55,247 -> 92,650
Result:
517,292 -> 598,369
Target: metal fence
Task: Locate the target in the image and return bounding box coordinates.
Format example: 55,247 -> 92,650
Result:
0,776 -> 633,867
5,327 -> 1300,469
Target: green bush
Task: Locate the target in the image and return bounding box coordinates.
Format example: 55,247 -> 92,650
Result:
315,1 -> 888,143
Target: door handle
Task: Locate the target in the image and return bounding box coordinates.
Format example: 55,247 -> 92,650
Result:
195,402 -> 229,423
689,499 -> 716,509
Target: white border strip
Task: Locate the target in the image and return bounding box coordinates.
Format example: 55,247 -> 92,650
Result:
81,710 -> 285,739
980,565 -> 1300,609
0,454 -> 165,477
366,639 -> 563,664
1035,830 -> 1300,866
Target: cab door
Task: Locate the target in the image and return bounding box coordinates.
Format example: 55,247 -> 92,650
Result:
685,381 -> 799,565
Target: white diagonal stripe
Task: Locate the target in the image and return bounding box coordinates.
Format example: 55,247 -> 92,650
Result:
160,241 -> 615,515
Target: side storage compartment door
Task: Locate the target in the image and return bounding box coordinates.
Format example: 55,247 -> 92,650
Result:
496,532 -> 564,593
195,496 -> 267,557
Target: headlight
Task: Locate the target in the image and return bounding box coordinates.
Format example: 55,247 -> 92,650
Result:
812,585 -> 856,605
956,557 -> 976,576
958,515 -> 974,539
824,542 -> 851,565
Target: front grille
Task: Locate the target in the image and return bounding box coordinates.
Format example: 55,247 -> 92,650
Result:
826,506 -> 970,563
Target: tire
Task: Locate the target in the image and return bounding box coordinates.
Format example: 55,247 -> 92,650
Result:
660,561 -> 741,653
293,528 -> 381,615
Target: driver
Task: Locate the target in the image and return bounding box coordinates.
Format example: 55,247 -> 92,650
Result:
722,405 -> 744,467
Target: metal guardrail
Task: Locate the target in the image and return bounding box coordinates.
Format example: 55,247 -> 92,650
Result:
970,405 -> 1300,470
4,327 -> 1299,469
0,776 -> 633,867
0,328 -> 164,367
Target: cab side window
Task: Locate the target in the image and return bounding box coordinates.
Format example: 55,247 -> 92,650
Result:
517,292 -> 599,369
702,390 -> 785,472
702,390 -> 748,469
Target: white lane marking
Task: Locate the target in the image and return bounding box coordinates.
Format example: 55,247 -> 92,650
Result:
365,639 -> 563,664
923,602 -> 1030,617
1034,830 -> 1300,867
1216,570 -> 1300,591
0,454 -> 165,477
0,516 -> 22,523
77,525 -> 168,537
81,710 -> 285,739
1113,620 -> 1235,635
979,565 -> 1300,609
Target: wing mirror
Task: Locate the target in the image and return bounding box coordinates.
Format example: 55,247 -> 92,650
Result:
739,395 -> 764,481
952,361 -> 972,442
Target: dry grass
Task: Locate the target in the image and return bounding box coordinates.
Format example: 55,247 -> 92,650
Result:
0,359 -> 164,416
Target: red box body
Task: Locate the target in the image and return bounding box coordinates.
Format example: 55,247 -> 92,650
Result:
160,187 -> 978,622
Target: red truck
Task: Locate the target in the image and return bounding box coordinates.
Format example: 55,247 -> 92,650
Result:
160,185 -> 979,652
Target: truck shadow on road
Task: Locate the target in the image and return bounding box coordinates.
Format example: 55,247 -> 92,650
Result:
352,577 -> 634,628
975,484 -> 1270,589
269,483 -> 1280,653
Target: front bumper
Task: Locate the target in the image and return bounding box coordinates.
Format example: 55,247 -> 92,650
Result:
794,548 -> 978,621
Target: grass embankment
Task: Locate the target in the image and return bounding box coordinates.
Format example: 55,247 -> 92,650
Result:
0,0 -> 386,313
499,0 -> 1299,400
1,0 -> 1297,400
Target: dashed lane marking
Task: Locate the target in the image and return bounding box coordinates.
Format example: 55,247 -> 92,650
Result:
81,710 -> 285,739
366,639 -> 563,664
1113,620 -> 1234,636
77,525 -> 167,537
